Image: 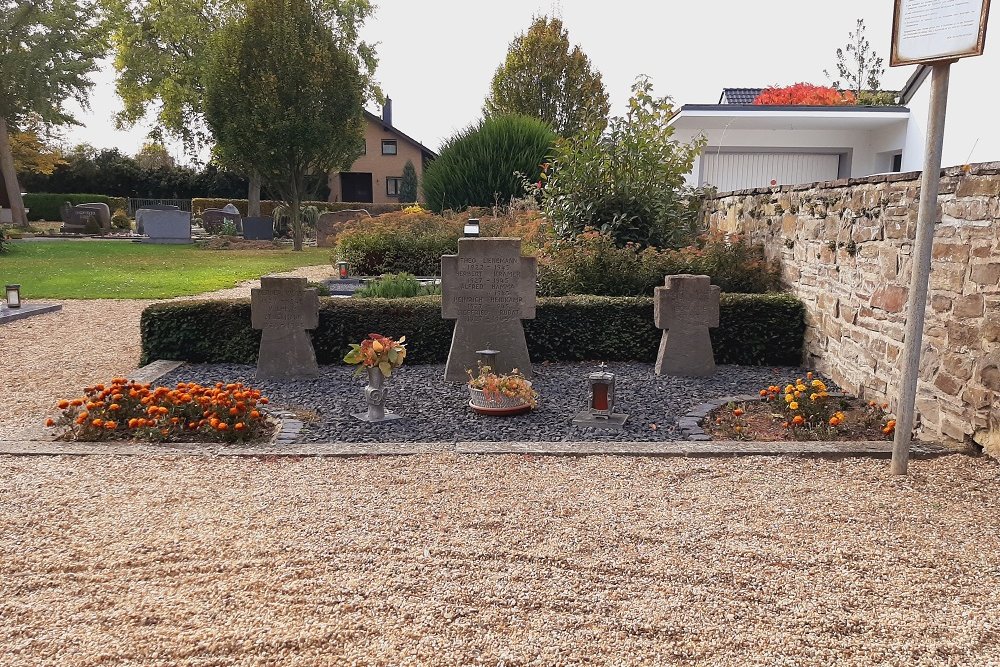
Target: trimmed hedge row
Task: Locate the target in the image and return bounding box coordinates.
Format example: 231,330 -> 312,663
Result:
24,193 -> 128,221
192,198 -> 407,218
141,294 -> 805,367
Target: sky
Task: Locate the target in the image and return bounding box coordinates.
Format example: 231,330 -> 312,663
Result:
62,0 -> 1000,168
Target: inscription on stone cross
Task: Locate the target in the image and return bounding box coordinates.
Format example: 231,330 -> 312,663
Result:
441,237 -> 537,381
654,274 -> 720,377
251,276 -> 320,379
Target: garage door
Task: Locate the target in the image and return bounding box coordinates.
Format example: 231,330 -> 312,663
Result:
701,153 -> 840,191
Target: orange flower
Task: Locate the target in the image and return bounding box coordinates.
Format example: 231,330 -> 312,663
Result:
228,407 -> 239,416
260,398 -> 269,404
57,400 -> 70,409
829,416 -> 841,426
188,422 -> 199,430
92,419 -> 104,428
759,389 -> 768,397
45,418 -> 55,427
105,421 -> 117,430
733,408 -> 745,417
128,418 -> 139,428
234,422 -> 246,431
70,399 -> 84,407
792,415 -> 805,426
109,404 -> 121,411
249,410 -> 261,420
216,422 -> 228,431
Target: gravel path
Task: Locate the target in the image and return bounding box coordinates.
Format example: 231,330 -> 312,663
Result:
160,362 -> 802,442
1,454 -> 997,666
0,266 -> 335,438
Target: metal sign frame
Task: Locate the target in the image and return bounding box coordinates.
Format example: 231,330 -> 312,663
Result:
891,0 -> 991,66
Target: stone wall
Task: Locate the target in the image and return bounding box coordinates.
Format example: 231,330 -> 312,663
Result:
704,162 -> 1000,447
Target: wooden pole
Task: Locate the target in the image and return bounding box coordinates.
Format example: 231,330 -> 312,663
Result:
891,62 -> 952,475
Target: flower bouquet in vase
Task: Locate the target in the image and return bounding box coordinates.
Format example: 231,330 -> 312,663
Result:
344,333 -> 407,422
467,365 -> 538,416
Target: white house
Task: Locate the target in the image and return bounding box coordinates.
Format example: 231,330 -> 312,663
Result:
668,66 -> 931,191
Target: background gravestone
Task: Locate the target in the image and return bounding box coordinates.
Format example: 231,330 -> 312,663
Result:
243,216 -> 275,241
441,237 -> 537,381
251,276 -> 320,379
139,209 -> 192,244
654,274 -> 720,377
136,205 -> 179,234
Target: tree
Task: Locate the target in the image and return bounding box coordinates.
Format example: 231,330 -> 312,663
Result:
134,142 -> 176,170
399,159 -> 418,204
538,77 -> 706,248
0,0 -> 104,226
484,15 -> 609,137
825,18 -> 886,98
422,114 -> 556,213
102,0 -> 379,215
12,123 -> 65,176
204,0 -> 364,251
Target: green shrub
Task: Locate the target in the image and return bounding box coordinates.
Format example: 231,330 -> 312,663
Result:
140,293 -> 804,367
537,233 -> 781,296
23,194 -> 127,222
355,273 -> 441,298
422,114 -> 557,213
111,208 -> 131,230
536,76 -> 706,248
192,198 -> 406,218
335,212 -> 462,275
400,160 -> 418,204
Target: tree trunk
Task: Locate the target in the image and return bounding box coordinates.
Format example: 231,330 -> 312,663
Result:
0,116 -> 29,228
248,171 -> 261,217
291,198 -> 303,251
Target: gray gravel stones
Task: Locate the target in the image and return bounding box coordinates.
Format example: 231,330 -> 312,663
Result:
159,362 -> 805,443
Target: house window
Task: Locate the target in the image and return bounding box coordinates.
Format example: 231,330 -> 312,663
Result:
891,153 -> 902,173
381,140 -> 397,155
386,177 -> 402,197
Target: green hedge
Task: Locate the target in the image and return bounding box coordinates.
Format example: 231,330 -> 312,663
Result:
141,293 -> 805,367
192,198 -> 407,218
24,193 -> 128,221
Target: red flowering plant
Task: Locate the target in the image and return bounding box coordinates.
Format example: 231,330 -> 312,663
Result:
753,83 -> 857,106
46,378 -> 272,442
343,333 -> 407,377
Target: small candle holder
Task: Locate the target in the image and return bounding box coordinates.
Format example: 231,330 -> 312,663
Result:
336,261 -> 349,279
572,362 -> 628,430
5,284 -> 21,309
476,348 -> 500,370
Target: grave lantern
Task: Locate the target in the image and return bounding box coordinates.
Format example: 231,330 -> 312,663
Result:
336,261 -> 349,279
4,284 -> 21,309
464,218 -> 480,237
476,348 -> 500,369
588,363 -> 615,419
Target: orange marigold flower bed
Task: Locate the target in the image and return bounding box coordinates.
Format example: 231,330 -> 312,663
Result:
46,379 -> 273,443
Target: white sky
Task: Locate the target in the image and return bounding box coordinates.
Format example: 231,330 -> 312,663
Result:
63,0 -> 999,168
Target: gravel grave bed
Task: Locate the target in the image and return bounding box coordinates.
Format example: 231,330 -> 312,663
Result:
1,455 -> 997,666
159,362 -> 807,443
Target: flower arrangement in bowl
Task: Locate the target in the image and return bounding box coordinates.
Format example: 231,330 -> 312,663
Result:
343,333 -> 407,377
467,365 -> 538,416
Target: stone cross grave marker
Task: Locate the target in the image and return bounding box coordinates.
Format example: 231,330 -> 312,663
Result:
441,237 -> 537,382
654,274 -> 720,377
251,276 -> 320,379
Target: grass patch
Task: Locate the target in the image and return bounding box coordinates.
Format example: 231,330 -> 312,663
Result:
0,240 -> 331,299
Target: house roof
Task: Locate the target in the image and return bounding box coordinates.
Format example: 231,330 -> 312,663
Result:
718,88 -> 764,104
668,105 -> 910,131
363,110 -> 438,160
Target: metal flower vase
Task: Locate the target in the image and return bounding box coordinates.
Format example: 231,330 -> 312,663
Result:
352,366 -> 403,423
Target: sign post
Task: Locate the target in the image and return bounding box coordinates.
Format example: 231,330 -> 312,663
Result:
889,0 -> 990,475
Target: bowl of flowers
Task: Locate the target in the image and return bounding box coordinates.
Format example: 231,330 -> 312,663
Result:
466,365 -> 538,416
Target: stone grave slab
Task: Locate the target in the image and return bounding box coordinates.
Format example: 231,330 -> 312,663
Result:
243,216 -> 274,241
441,237 -> 536,382
139,209 -> 192,244
0,302 -> 62,325
251,276 -> 320,379
654,274 -> 720,377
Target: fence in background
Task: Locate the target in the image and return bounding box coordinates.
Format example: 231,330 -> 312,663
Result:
127,198 -> 192,215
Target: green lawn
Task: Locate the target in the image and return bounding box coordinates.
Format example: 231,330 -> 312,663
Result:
0,240 -> 332,299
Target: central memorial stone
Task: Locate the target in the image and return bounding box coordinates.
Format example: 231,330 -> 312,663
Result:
441,237 -> 537,382
251,276 -> 320,379
654,274 -> 720,377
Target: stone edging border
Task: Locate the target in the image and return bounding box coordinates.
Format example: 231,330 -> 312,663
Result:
678,394 -> 759,440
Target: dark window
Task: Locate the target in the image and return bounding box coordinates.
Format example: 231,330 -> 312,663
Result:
386,177 -> 402,197
891,153 -> 902,172
381,140 -> 397,155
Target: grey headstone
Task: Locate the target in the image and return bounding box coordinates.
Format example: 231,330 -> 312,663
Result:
139,209 -> 192,244
654,274 -> 720,377
316,210 -> 368,247
441,237 -> 537,382
78,203 -> 112,231
251,276 -> 320,379
202,206 -> 243,235
243,216 -> 274,241
136,205 -> 179,234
